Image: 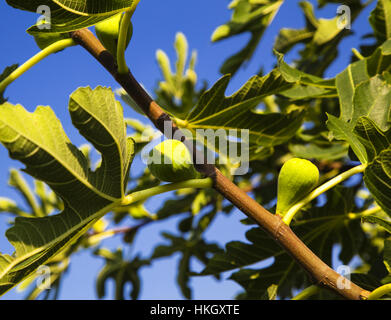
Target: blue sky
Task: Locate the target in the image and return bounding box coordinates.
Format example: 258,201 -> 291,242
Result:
0,0 -> 376,300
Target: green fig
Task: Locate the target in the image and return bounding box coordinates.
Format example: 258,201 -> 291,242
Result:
276,158 -> 319,216
33,32 -> 70,51
95,13 -> 133,58
148,139 -> 201,182
32,19 -> 71,51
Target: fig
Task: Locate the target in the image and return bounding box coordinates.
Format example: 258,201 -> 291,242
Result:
148,139 -> 201,182
33,32 -> 70,51
95,13 -> 133,58
276,158 -> 319,216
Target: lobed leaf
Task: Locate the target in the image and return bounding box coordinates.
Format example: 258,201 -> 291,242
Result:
6,0 -> 134,34
326,114 -> 368,164
289,143 -> 348,161
53,0 -> 134,15
369,0 -> 391,43
273,1 -> 365,77
95,248 -> 148,300
0,86 -> 134,295
212,0 -> 283,75
384,239 -> 391,274
0,64 -> 19,104
336,39 -> 391,125
362,215 -> 391,234
181,71 -> 304,153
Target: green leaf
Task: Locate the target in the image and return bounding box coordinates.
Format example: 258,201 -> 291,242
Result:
273,2 -> 318,55
312,17 -> 343,45
366,40 -> 391,75
384,239 -> 391,274
369,0 -> 391,43
347,74 -> 391,131
229,255 -> 298,299
275,51 -> 337,99
326,114 -> 368,163
180,71 -> 304,153
219,31 -> 262,76
274,28 -> 313,54
212,0 -> 283,75
354,117 -> 391,163
336,59 -> 369,122
330,116 -> 391,217
276,51 -> 335,87
95,248 -> 148,300
260,284 -> 278,300
53,0 -> 134,15
0,64 -> 19,104
178,250 -> 192,299
336,40 -> 391,124
6,0 -> 134,34
350,273 -> 385,292
151,232 -> 221,299
363,153 -> 391,218
279,84 -> 336,100
273,1 -> 365,77
350,117 -> 391,216
0,86 -> 134,295
327,115 -> 391,217
289,142 -> 348,161
299,1 -> 319,29
199,228 -> 281,276
28,14 -> 118,35
156,194 -> 196,220
362,215 -> 391,234
7,0 -> 133,15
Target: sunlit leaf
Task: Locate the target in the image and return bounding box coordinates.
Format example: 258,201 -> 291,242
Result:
369,0 -> 391,43
0,64 -> 19,104
0,86 -> 134,295
178,71 -> 304,157
212,0 -> 283,75
6,0 -> 134,34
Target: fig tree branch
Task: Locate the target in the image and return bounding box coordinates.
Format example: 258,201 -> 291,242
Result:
70,28 -> 370,300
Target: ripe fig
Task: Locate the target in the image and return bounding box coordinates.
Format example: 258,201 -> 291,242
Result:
276,158 -> 319,216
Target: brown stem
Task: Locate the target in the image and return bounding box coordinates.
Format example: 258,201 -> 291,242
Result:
70,28 -> 370,300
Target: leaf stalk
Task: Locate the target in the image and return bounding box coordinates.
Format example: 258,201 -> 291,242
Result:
117,0 -> 140,74
292,285 -> 320,300
0,39 -> 76,94
367,283 -> 391,300
121,178 -> 213,205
